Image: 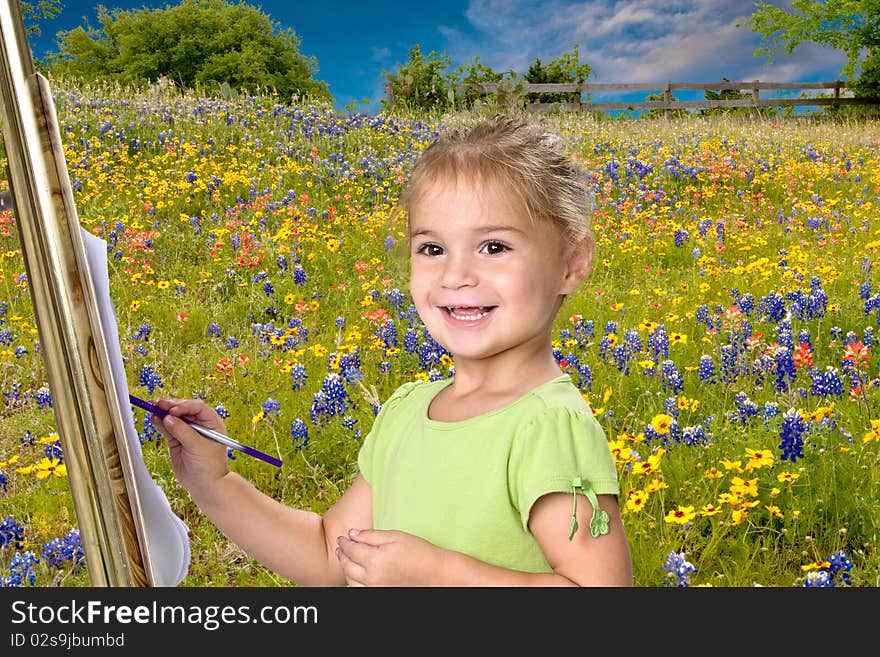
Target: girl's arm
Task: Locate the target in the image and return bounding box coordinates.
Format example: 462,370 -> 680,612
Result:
154,399 -> 372,586
336,492 -> 632,586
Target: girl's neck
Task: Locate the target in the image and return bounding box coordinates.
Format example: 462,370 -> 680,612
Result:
447,349 -> 564,400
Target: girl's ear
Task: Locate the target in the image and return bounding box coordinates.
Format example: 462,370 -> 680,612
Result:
560,234 -> 595,295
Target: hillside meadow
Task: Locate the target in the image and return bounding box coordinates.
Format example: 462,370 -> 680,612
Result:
0,78 -> 878,587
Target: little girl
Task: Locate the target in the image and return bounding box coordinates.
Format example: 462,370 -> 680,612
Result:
152,115 -> 633,586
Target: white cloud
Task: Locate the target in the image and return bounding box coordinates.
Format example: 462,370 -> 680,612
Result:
443,0 -> 847,88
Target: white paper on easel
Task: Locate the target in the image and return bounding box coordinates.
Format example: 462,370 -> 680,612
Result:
81,228 -> 191,586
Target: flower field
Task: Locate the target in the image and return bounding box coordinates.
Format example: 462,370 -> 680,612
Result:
0,78 -> 878,587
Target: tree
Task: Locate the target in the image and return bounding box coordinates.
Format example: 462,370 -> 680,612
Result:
524,45 -> 592,105
20,0 -> 61,37
453,55 -> 504,109
45,0 -> 331,102
745,0 -> 880,96
382,44 -> 453,112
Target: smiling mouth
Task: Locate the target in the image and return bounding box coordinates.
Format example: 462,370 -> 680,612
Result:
445,306 -> 495,321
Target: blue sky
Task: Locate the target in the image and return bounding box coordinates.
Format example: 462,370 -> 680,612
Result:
28,1 -> 849,112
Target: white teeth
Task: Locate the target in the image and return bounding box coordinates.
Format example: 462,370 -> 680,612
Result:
447,307 -> 490,321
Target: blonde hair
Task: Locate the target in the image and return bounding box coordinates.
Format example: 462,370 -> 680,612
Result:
401,114 -> 594,246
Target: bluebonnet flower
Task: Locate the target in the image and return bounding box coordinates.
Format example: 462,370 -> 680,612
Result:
293,264 -> 307,285
0,517 -> 25,550
720,344 -> 739,384
276,255 -> 289,271
623,328 -> 642,353
648,325 -> 669,359
803,570 -> 834,587
611,344 -> 631,374
680,425 -> 707,446
41,529 -> 85,568
660,360 -> 683,394
731,286 -> 752,313
778,407 -> 807,462
138,414 -> 161,444
261,397 -> 281,418
134,324 -> 152,341
14,346 -> 27,358
662,551 -> 697,587
698,354 -> 716,384
774,347 -> 796,392
4,382 -> 23,405
0,470 -> 6,492
290,418 -> 309,449
208,322 -> 221,339
290,363 -> 307,390
0,551 -> 39,587
576,363 -> 592,391
758,291 -> 786,323
403,328 -> 418,353
376,320 -> 398,350
262,281 -> 274,297
214,403 -> 230,419
43,438 -> 63,461
809,366 -> 843,397
827,550 -> 854,585
386,288 -> 406,311
33,387 -> 53,410
309,373 -> 351,424
138,365 -> 164,394
574,318 -> 595,343
384,236 -> 395,251
864,295 -> 880,319
225,336 -> 239,350
417,336 -> 448,370
734,392 -> 759,423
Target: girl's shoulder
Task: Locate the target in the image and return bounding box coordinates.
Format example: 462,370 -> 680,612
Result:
515,375 -> 599,429
380,378 -> 450,412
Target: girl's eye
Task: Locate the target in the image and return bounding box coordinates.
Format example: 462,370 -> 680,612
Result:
481,241 -> 508,255
417,243 -> 444,256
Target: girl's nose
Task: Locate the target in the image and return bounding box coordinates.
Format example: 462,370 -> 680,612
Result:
440,252 -> 477,288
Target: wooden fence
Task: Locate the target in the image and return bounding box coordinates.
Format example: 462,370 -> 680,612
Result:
387,80 -> 879,117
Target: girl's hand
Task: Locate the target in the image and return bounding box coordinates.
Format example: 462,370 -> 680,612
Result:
149,398 -> 230,495
335,529 -> 444,586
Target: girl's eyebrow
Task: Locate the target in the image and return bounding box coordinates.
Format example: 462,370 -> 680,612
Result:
411,225 -> 526,239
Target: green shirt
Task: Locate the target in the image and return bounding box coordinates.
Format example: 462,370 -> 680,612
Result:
357,374 -> 620,573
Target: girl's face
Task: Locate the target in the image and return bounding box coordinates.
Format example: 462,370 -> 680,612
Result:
408,177 -> 590,370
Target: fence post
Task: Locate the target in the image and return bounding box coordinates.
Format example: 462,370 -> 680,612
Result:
664,81 -> 671,120
752,80 -> 760,103
834,80 -> 840,100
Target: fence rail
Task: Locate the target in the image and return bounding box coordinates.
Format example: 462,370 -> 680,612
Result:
386,80 -> 879,116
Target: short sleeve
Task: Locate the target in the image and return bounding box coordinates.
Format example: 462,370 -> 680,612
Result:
357,381 -> 421,485
508,406 -> 619,531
